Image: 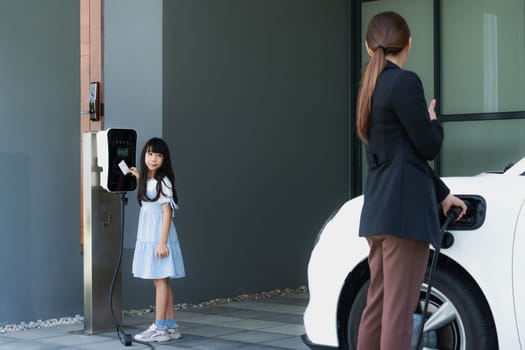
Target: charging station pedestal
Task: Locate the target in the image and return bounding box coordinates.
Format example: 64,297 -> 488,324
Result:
81,132 -> 122,334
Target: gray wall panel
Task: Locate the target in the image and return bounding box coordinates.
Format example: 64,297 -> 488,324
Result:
0,0 -> 81,323
0,0 -> 349,322
154,0 -> 349,305
103,0 -> 163,252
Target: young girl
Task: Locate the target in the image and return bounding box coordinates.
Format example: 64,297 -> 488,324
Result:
128,137 -> 185,343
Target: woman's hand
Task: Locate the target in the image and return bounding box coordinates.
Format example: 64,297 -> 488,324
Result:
128,166 -> 140,178
441,193 -> 467,220
428,99 -> 437,120
155,242 -> 169,258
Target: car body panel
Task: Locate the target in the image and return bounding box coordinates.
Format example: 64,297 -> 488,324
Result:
442,175 -> 523,350
304,196 -> 367,347
304,165 -> 525,349
514,201 -> 525,348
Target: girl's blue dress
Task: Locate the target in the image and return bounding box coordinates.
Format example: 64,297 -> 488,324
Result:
132,177 -> 185,279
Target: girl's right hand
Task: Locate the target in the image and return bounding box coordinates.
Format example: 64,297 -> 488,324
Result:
128,167 -> 140,178
428,99 -> 437,120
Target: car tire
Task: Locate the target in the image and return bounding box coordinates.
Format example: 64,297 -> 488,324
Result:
343,262 -> 498,350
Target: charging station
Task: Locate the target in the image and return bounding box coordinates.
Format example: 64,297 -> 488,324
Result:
81,128 -> 137,334
96,129 -> 137,193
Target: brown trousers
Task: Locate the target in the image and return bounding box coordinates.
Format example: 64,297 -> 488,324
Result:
356,234 -> 429,350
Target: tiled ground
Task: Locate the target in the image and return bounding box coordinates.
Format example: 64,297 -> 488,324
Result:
0,293 -> 310,350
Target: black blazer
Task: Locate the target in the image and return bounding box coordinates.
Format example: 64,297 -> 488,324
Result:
359,61 -> 449,248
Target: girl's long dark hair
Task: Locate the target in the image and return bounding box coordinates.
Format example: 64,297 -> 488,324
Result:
137,137 -> 178,205
357,11 -> 410,142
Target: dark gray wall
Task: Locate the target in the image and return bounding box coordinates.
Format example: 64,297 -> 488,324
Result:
103,0 -> 165,309
0,0 -> 81,323
103,0 -> 163,251
0,0 -> 350,323
151,0 -> 350,306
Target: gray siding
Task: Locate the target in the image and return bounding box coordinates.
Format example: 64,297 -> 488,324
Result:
155,0 -> 349,305
0,0 -> 81,323
0,0 -> 350,322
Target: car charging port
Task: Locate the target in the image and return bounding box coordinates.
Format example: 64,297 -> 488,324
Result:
440,195 -> 486,231
438,195 -> 486,250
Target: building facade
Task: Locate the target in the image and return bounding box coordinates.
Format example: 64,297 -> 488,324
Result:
0,0 -> 523,325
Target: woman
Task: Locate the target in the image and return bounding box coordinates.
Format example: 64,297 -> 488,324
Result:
356,11 -> 467,350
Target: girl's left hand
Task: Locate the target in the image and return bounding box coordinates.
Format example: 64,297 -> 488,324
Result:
155,243 -> 169,258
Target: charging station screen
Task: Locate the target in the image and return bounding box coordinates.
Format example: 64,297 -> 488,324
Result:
117,147 -> 129,157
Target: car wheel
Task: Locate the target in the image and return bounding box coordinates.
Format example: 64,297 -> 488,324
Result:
343,263 -> 498,350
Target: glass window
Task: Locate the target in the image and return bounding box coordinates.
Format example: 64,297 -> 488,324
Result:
441,0 -> 525,115
442,119 -> 525,175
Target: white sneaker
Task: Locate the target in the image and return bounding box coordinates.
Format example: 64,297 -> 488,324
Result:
134,324 -> 170,342
168,326 -> 182,340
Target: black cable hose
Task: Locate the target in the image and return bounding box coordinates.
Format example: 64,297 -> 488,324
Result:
108,192 -> 155,349
415,206 -> 463,350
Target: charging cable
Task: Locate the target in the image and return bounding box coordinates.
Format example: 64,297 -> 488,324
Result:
108,192 -> 155,349
415,206 -> 463,350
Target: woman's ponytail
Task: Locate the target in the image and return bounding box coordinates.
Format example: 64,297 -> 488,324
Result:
357,48 -> 387,143
356,11 -> 411,143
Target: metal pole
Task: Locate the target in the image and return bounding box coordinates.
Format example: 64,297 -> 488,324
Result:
81,132 -> 122,334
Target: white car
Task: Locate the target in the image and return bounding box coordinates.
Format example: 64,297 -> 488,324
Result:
303,157 -> 525,350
